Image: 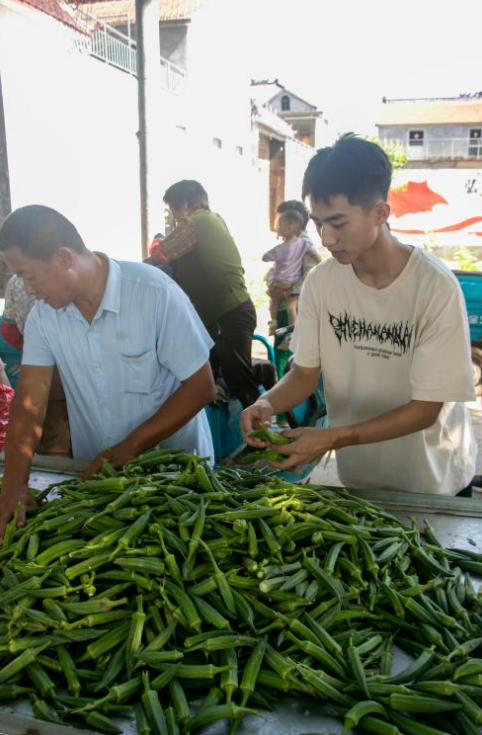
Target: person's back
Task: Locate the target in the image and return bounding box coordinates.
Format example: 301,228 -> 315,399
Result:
175,209 -> 249,326
156,180 -> 260,408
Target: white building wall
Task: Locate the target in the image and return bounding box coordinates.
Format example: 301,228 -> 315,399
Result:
178,0 -> 258,253
0,0 -> 315,266
0,0 -> 260,261
389,167 -> 482,249
284,138 -> 314,201
0,1 -> 143,259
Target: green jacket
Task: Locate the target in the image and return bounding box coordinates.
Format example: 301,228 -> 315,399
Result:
174,209 -> 250,326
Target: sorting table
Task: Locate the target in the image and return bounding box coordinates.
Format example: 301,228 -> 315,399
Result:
1,455 -> 481,735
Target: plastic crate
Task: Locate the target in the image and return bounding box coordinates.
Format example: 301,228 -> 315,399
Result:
205,399 -> 243,461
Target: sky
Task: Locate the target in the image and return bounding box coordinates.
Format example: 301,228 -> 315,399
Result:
237,0 -> 482,137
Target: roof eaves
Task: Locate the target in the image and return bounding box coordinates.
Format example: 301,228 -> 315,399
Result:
15,0 -> 82,29
75,0 -> 210,24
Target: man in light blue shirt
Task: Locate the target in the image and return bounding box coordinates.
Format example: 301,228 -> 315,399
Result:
0,205 -> 216,538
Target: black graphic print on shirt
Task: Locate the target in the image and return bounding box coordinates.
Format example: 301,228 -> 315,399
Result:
328,311 -> 414,356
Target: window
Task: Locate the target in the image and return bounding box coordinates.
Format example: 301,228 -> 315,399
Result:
213,137 -> 222,149
469,129 -> 482,157
409,130 -> 424,147
235,146 -> 244,156
281,95 -> 291,111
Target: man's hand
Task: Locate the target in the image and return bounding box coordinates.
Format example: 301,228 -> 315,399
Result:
0,485 -> 37,543
265,426 -> 339,470
241,399 -> 275,448
83,440 -> 141,480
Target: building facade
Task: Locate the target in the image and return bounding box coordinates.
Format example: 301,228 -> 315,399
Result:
377,94 -> 482,250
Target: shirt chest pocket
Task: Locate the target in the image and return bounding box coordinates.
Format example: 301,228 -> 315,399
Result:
120,349 -> 158,394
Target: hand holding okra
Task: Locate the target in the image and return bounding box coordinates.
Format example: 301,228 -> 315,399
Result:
240,398 -> 274,446
83,439 -> 143,481
243,424 -> 337,470
262,426 -> 340,470
0,483 -> 37,543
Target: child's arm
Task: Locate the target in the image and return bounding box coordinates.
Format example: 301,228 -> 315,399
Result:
262,245 -> 280,263
263,242 -> 285,263
304,237 -> 322,264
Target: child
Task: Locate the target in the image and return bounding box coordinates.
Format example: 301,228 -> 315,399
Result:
263,210 -> 320,335
277,199 -> 320,297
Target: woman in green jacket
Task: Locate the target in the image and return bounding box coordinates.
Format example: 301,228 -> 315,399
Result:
149,180 -> 260,408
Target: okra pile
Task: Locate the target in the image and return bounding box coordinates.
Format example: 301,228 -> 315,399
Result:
0,449 -> 481,735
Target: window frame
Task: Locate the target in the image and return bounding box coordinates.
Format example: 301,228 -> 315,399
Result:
408,129 -> 424,147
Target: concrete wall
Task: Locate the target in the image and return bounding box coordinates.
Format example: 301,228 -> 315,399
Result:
389,167 -> 482,249
380,124 -> 482,142
0,2 -> 142,259
284,138 -> 314,200
159,21 -> 188,70
180,0 -> 258,251
380,124 -> 482,162
0,0 -> 315,267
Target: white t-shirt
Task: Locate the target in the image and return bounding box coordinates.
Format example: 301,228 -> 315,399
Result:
292,248 -> 477,495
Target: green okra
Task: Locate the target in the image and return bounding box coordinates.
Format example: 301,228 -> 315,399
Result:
247,426 -> 290,445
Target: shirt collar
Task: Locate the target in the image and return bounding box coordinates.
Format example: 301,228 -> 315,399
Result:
64,253 -> 121,320
98,255 -> 121,315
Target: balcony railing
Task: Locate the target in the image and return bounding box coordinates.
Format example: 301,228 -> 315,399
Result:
404,138 -> 482,161
73,7 -> 186,95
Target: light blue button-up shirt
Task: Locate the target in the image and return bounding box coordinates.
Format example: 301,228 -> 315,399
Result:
22,257 -> 214,461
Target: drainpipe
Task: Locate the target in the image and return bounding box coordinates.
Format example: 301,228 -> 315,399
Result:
136,0 -> 163,259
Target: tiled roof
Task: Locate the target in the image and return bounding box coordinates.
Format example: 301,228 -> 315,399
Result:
15,0 -> 81,28
78,0 -> 210,25
158,0 -> 209,20
378,100 -> 482,126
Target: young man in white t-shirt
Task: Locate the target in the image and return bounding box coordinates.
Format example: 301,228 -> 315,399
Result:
241,135 -> 477,496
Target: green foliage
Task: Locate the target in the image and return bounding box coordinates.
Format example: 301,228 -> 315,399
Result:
365,135 -> 407,171
246,276 -> 268,311
453,247 -> 480,272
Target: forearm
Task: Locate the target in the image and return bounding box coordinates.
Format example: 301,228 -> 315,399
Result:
259,364 -> 319,415
160,219 -> 197,262
267,400 -> 445,471
334,400 -> 443,450
3,395 -> 47,488
122,364 -> 215,454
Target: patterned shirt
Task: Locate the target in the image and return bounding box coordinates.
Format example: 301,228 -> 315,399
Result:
3,275 -> 35,333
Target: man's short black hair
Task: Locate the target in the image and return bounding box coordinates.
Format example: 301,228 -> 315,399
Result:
302,135 -> 392,208
276,199 -> 310,229
0,205 -> 86,261
164,180 -> 210,211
